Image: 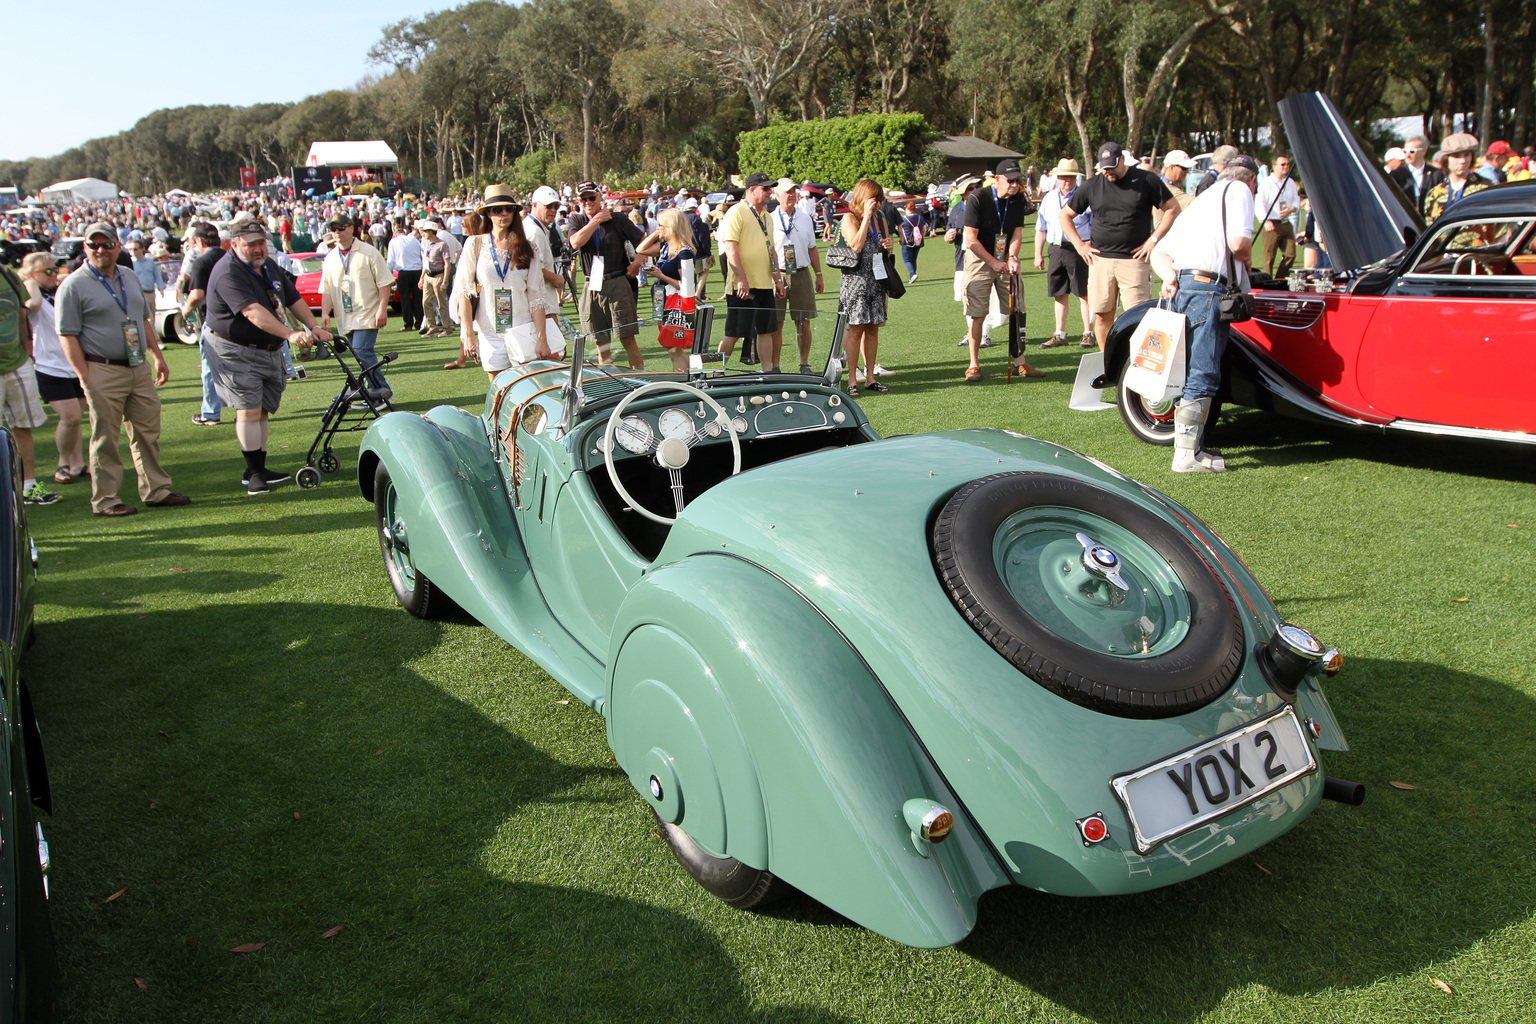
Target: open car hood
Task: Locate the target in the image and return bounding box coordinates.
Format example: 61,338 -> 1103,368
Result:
1280,92 -> 1424,271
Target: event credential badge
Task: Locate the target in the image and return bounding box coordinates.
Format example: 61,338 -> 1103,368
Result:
340,278 -> 353,314
494,289 -> 514,332
122,319 -> 146,367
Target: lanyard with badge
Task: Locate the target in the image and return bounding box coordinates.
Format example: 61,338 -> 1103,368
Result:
992,186 -> 1012,260
777,209 -> 801,272
491,241 -> 518,332
339,244 -> 355,313
89,264 -> 146,366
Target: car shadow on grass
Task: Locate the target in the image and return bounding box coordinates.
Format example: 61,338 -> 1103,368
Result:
960,655 -> 1534,1023
34,603 -> 850,1024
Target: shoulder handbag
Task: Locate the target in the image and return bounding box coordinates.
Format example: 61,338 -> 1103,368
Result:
448,235 -> 483,326
881,253 -> 905,298
823,219 -> 858,270
1217,184 -> 1255,323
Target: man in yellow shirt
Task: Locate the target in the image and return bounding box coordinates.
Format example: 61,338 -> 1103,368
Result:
318,215 -> 395,394
717,172 -> 786,370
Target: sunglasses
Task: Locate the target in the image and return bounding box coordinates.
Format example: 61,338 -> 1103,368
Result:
84,240 -> 117,250
579,194 -> 600,201
484,205 -> 516,214
1404,147 -> 1423,153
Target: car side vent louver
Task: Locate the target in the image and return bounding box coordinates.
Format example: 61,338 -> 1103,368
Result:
582,377 -> 634,402
1251,296 -> 1325,330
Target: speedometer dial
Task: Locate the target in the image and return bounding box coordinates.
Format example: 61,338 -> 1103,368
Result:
658,408 -> 693,441
615,415 -> 655,454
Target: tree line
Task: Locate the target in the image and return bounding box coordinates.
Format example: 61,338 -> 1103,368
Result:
3,0 -> 1530,198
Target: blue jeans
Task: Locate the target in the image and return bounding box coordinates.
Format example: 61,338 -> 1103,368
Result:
901,244 -> 920,277
1173,278 -> 1227,404
199,324 -> 223,419
347,329 -> 388,389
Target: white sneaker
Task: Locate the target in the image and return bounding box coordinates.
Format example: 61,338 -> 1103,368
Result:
873,363 -> 894,377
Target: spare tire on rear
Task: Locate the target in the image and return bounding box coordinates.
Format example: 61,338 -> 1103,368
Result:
932,473 -> 1244,718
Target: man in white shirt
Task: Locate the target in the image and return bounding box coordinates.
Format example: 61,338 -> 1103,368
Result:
1033,159 -> 1093,348
386,220 -> 424,332
1150,155 -> 1258,473
525,185 -> 567,319
770,180 -> 825,374
320,215 -> 396,394
1254,155 -> 1300,278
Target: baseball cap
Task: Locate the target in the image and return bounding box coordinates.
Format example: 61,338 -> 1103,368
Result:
576,180 -> 600,197
230,219 -> 268,240
1440,133 -> 1479,156
1161,149 -> 1196,169
1096,141 -> 1124,169
190,222 -> 220,244
84,221 -> 117,242
1487,140 -> 1512,156
682,197 -> 699,210
742,172 -> 773,189
327,213 -> 354,230
774,177 -> 798,194
1383,147 -> 1407,161
995,158 -> 1022,180
1228,155 -> 1262,174
530,185 -> 560,206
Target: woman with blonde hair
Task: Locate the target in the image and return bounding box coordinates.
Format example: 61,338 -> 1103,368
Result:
637,208 -> 698,373
838,178 -> 893,396
19,253 -> 87,483
454,185 -> 561,379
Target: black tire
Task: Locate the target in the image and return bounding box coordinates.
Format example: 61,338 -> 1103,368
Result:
373,462 -> 456,619
653,810 -> 789,910
933,473 -> 1244,718
318,451 -> 341,475
296,466 -> 322,490
1117,356 -> 1177,446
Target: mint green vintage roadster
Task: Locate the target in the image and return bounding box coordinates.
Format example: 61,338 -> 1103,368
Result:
356,314 -> 1360,949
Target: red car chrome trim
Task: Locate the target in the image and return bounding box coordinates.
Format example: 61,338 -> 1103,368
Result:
1250,293 -> 1326,330
1384,419 -> 1536,444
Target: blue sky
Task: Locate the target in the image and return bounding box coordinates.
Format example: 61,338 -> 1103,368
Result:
4,0 -> 436,162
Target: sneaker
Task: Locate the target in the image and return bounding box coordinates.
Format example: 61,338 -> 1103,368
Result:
191,414 -> 222,426
957,335 -> 970,347
979,337 -> 992,348
1079,332 -> 1096,349
23,483 -> 59,506
241,469 -> 291,487
1041,332 -> 1069,348
873,363 -> 894,376
907,273 -> 917,284
799,364 -> 815,375
246,472 -> 270,495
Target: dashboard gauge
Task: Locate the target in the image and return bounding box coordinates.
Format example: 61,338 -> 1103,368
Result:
731,416 -> 748,435
593,433 -> 610,454
658,408 -> 693,441
703,419 -> 722,438
615,415 -> 655,454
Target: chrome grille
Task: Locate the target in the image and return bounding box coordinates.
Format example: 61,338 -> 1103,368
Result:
1252,296 -> 1325,330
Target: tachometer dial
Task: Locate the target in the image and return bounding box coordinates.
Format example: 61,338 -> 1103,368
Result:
658,408 -> 693,441
615,415 -> 655,454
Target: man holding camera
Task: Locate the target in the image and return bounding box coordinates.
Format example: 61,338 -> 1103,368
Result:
1149,156 -> 1258,474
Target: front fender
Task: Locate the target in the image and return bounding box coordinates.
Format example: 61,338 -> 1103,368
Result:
358,408 -> 528,624
606,552 -> 1009,949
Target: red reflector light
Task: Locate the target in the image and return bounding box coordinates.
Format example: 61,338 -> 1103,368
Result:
1078,815 -> 1108,845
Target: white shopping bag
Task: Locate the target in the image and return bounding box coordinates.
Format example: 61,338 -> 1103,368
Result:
1121,305 -> 1186,405
508,316 -> 567,363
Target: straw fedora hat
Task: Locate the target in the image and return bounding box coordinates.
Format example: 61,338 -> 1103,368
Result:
1051,158 -> 1083,177
476,184 -> 521,213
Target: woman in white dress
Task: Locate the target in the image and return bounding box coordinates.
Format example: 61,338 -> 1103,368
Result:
456,185 -> 562,379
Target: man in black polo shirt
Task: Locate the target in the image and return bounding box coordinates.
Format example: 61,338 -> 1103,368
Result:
566,181 -> 645,367
204,219 -> 332,494
962,158 -> 1038,382
1062,141 -> 1181,351
179,222 -> 227,425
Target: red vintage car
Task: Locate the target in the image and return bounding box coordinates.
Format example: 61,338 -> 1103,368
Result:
1101,92 -> 1536,449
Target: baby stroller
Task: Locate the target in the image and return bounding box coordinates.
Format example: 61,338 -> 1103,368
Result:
295,336 -> 397,489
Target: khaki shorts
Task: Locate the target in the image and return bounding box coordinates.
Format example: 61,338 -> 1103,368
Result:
0,362 -> 48,431
579,275 -> 639,347
961,251 -> 1009,319
775,268 -> 819,323
1087,257 -> 1152,315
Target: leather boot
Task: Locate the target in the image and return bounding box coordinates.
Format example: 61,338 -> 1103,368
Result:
1171,398 -> 1223,473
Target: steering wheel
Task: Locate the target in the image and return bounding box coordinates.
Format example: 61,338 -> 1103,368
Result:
603,380 -> 742,525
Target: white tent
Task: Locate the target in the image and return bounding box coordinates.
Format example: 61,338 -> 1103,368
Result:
40,177 -> 120,203
305,141 -> 398,168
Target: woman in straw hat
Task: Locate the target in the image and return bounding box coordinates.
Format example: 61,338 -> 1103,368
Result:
454,185 -> 561,379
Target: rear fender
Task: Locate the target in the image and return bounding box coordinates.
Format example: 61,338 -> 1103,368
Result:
358,409 -> 528,619
606,553 -> 1009,949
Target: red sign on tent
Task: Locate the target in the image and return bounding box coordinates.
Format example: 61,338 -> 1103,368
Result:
239,167 -> 256,188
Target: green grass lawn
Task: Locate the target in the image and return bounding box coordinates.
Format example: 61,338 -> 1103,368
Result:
27,238 -> 1536,1022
